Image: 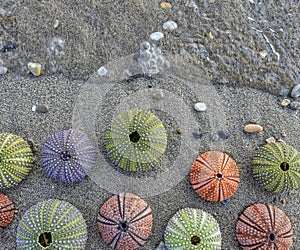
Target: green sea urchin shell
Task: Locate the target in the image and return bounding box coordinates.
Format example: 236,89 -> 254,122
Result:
16,199 -> 88,249
164,208 -> 222,250
253,142 -> 300,192
0,133 -> 33,189
105,109 -> 167,171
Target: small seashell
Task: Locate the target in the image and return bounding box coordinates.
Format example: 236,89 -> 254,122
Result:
0,66 -> 8,75
194,102 -> 207,112
244,124 -> 263,133
281,98 -> 291,107
160,2 -> 172,9
150,32 -> 164,41
28,62 -> 42,76
290,84 -> 300,98
32,104 -> 49,113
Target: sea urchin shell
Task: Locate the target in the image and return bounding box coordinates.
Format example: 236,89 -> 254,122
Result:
236,203 -> 293,249
190,151 -> 240,202
164,208 -> 222,249
16,199 -> 88,249
105,110 -> 167,172
253,142 -> 300,192
0,133 -> 33,189
42,129 -> 96,183
0,194 -> 15,231
97,192 -> 153,250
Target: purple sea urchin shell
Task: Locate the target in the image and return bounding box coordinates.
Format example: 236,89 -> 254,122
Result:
42,129 -> 96,183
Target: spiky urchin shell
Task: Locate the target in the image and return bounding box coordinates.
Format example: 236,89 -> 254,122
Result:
97,192 -> 153,250
105,110 -> 167,172
252,142 -> 300,192
236,204 -> 293,249
16,199 -> 88,249
190,151 -> 240,202
0,193 -> 15,231
0,133 -> 33,189
164,208 -> 222,250
42,129 -> 96,183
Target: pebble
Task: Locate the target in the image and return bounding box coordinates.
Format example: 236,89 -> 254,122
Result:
32,104 -> 49,113
290,101 -> 300,110
281,99 -> 290,107
160,2 -> 172,9
162,20 -> 177,31
176,128 -> 182,134
208,32 -> 214,39
152,89 -> 164,100
266,137 -> 276,144
0,66 -> 8,75
221,199 -> 231,205
279,88 -> 289,97
156,241 -> 166,250
259,50 -> 268,59
244,124 -> 263,133
281,199 -> 286,206
194,102 -> 207,112
218,130 -> 229,139
193,131 -> 203,139
211,134 -> 219,142
150,32 -> 164,41
53,19 -> 60,29
28,62 -> 42,76
97,66 -> 108,76
290,84 -> 300,98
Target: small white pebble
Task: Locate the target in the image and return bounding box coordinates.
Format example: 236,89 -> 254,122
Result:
259,50 -> 268,59
97,66 -> 108,76
0,66 -> 8,75
150,32 -> 164,41
162,20 -> 178,31
194,102 -> 207,112
266,137 -> 276,144
53,19 -> 60,29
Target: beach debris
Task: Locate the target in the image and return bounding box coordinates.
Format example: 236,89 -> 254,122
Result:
265,136 -> 276,144
164,208 -> 222,249
0,66 -> 7,75
0,194 -> 15,231
42,129 -> 96,183
53,19 -> 59,29
281,98 -> 290,107
194,102 -> 207,112
244,124 -> 263,133
0,133 -> 33,189
236,204 -> 293,249
32,104 -> 49,113
290,101 -> 300,110
160,2 -> 172,9
218,130 -> 229,139
105,110 -> 167,172
162,20 -> 177,31
253,142 -> 300,193
98,193 -> 153,250
290,84 -> 300,98
211,133 -> 219,142
28,62 -> 42,76
150,32 -> 164,41
190,151 -> 240,202
16,199 -> 88,249
152,89 -> 164,100
193,131 -> 203,139
97,66 -> 107,76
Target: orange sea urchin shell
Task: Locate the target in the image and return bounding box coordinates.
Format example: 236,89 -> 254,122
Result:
236,204 -> 293,249
0,194 -> 15,231
190,151 -> 240,202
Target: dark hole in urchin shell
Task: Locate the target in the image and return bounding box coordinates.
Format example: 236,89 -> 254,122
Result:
118,221 -> 129,232
60,151 -> 71,161
191,235 -> 201,245
129,131 -> 140,143
280,162 -> 289,171
38,232 -> 52,247
216,173 -> 223,178
268,232 -> 276,242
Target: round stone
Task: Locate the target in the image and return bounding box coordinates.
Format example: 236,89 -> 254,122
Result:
162,20 -> 178,31
211,134 -> 219,142
150,32 -> 164,41
97,66 -> 108,76
194,102 -> 207,112
244,124 -> 263,133
0,66 -> 8,75
152,89 -> 164,100
193,131 -> 203,139
160,2 -> 172,9
218,130 -> 229,139
290,84 -> 300,98
32,104 -> 49,113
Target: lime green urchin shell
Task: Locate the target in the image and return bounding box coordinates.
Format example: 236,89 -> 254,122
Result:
105,110 -> 167,172
164,208 -> 222,250
253,142 -> 300,192
0,133 -> 33,189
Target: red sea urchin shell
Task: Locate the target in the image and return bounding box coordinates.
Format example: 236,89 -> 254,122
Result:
190,151 -> 240,202
236,204 -> 293,249
97,192 -> 153,250
0,194 -> 15,231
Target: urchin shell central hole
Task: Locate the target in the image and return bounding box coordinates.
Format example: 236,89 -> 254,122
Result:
38,232 -> 52,247
191,235 -> 201,245
129,131 -> 140,143
61,151 -> 71,161
216,173 -> 223,178
280,162 -> 289,171
268,232 -> 276,242
118,221 -> 129,232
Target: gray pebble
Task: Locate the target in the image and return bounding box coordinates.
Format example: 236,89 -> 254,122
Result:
193,131 -> 203,139
152,89 -> 164,100
279,88 -> 289,97
0,66 -> 8,75
291,84 -> 300,98
211,134 -> 219,142
32,104 -> 49,113
218,130 -> 229,139
290,101 -> 300,110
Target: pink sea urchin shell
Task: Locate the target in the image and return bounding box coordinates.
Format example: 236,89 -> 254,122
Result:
0,194 -> 15,231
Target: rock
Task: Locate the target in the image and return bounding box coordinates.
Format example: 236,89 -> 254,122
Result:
193,131 -> 203,139
208,32 -> 214,39
279,88 -> 289,96
218,130 -> 229,139
244,124 -> 263,133
32,104 -> 49,113
290,84 -> 300,98
152,89 -> 164,100
211,134 -> 219,141
281,99 -> 290,107
53,19 -> 59,29
150,32 -> 164,41
160,2 -> 172,9
259,50 -> 268,59
0,66 -> 8,75
194,102 -> 207,112
266,137 -> 276,144
162,20 -> 177,31
176,128 -> 182,134
97,66 -> 108,76
221,199 -> 231,205
290,101 -> 300,110
28,62 -> 42,76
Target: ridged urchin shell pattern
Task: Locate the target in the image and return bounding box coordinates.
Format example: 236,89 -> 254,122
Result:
253,142 -> 300,192
190,151 -> 240,202
236,204 -> 293,249
42,129 -> 96,183
164,208 -> 222,250
0,133 -> 33,189
105,110 -> 167,172
0,194 -> 15,231
16,199 -> 88,250
97,192 -> 153,250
